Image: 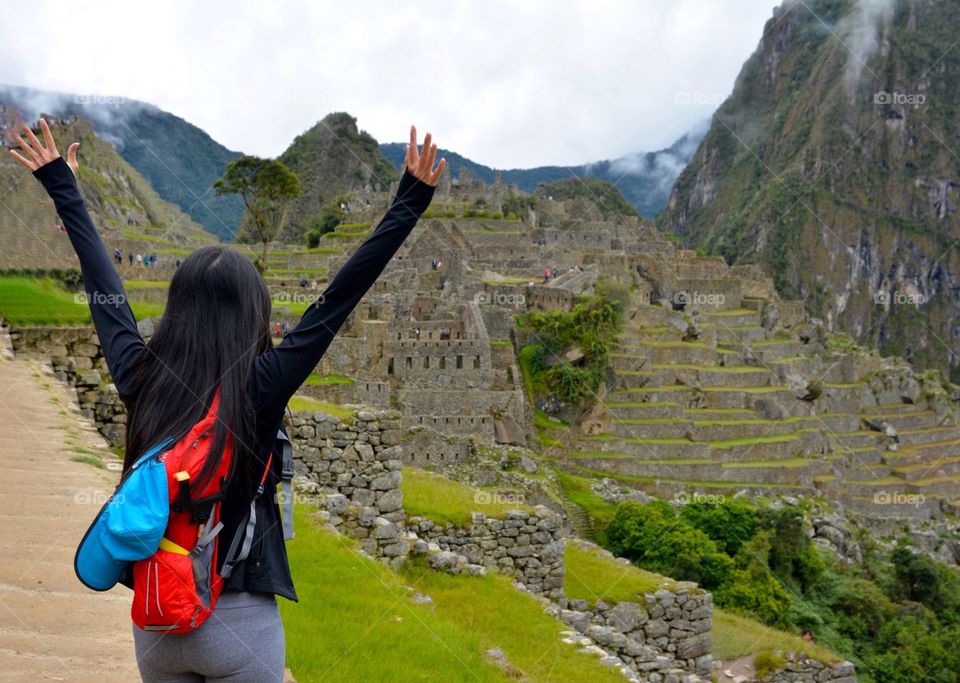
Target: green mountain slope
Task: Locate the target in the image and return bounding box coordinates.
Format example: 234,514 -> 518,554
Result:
0,116 -> 217,270
658,0 -> 960,380
275,112 -> 398,244
0,84 -> 243,240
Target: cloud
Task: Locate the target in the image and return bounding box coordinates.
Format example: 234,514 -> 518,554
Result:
841,0 -> 896,88
0,0 -> 779,168
606,117 -> 709,190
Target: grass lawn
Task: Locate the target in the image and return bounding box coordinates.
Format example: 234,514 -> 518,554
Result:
271,297 -> 316,316
712,609 -> 841,663
303,372 -> 355,386
0,276 -> 163,325
280,506 -> 505,682
402,467 -> 535,526
563,542 -> 675,605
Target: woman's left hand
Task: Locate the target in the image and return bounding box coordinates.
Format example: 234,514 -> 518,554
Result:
9,118 -> 80,175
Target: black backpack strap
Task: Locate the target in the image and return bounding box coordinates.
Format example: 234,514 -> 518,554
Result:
220,453 -> 274,580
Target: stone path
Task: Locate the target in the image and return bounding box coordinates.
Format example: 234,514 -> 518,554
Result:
0,357 -> 138,681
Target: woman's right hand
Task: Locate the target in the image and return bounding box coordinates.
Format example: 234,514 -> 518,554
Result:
404,125 -> 445,187
8,118 -> 80,175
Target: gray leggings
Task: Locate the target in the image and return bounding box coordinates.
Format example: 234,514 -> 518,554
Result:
132,590 -> 285,682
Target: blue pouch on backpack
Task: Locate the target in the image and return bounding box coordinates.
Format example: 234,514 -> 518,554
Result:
75,438 -> 174,591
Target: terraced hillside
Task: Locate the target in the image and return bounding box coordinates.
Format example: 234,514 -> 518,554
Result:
560,297 -> 960,525
0,116 -> 218,269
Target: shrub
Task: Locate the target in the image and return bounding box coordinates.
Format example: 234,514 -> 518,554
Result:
716,560 -> 794,625
758,506 -> 824,592
754,650 -> 787,678
606,501 -> 733,589
679,498 -> 757,556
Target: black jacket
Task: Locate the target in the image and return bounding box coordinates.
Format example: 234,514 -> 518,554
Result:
34,156 -> 435,601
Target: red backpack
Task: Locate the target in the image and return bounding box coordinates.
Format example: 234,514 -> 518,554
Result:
130,392 -> 274,633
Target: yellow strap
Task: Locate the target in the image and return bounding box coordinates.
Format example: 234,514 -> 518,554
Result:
158,537 -> 190,555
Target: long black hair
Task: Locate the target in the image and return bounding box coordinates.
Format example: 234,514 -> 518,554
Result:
124,246 -> 272,499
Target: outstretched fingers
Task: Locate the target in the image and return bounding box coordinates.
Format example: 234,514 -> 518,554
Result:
22,124 -> 44,157
10,128 -> 41,168
39,118 -> 56,151
66,143 -> 80,174
428,157 -> 446,185
8,147 -> 36,171
419,132 -> 432,176
401,124 -> 445,186
406,124 -> 419,170
8,119 -> 68,172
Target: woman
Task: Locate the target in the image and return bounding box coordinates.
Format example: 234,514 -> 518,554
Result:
10,118 -> 445,682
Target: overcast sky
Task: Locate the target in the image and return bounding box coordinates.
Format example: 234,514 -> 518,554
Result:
0,1 -> 780,168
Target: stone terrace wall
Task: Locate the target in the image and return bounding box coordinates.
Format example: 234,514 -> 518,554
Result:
553,542 -> 713,681
289,409 -> 410,565
761,654 -> 857,683
407,508 -> 565,597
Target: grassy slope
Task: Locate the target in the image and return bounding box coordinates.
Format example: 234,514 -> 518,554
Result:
281,504 -> 626,683
0,276 -> 163,325
402,467 -> 535,526
563,538 -> 842,664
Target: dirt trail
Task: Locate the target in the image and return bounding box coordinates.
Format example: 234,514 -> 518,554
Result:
0,358 -> 138,681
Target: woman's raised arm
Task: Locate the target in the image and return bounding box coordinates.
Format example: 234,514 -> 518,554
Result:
9,119 -> 145,400
252,125 -> 445,413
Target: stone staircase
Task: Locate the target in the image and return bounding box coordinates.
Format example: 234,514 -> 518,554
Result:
560,302 -> 960,521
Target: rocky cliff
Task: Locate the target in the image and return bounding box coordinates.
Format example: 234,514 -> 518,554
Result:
659,0 -> 960,381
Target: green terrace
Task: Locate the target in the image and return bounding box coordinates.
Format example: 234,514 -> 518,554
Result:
303,372 -> 354,386
0,276 -> 164,325
564,464 -> 803,490
287,395 -> 357,421
563,539 -> 842,664
402,467 -> 536,526
283,504 -> 625,682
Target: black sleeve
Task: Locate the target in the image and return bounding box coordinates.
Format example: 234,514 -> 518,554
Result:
252,167 -> 435,413
33,156 -> 145,400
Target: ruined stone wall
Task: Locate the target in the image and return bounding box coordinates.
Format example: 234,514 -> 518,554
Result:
300,379 -> 392,409
557,589 -> 713,680
407,508 -> 566,597
399,427 -> 472,467
387,338 -> 492,387
290,408 -> 409,563
760,654 -> 857,682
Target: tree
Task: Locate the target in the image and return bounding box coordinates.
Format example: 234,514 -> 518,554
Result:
305,193 -> 352,248
214,156 -> 300,272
